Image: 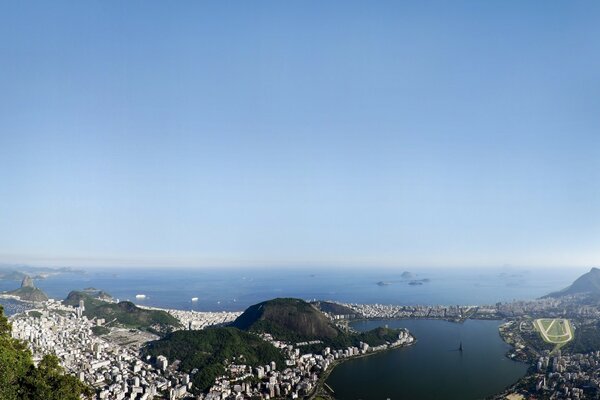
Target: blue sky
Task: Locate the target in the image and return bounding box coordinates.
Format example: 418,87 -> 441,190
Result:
1,1 -> 599,268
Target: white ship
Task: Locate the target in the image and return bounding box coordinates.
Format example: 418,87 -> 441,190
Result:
191,297 -> 198,302
135,294 -> 147,299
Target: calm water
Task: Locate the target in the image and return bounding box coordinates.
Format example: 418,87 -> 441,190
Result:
327,319 -> 528,400
0,267 -> 585,311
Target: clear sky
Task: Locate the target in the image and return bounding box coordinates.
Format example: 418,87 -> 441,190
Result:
1,1 -> 599,269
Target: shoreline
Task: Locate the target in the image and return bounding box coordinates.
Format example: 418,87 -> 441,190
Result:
309,337 -> 418,400
312,317 -> 530,400
3,295 -> 543,399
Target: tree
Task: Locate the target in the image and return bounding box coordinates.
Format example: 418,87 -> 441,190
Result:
0,305 -> 93,400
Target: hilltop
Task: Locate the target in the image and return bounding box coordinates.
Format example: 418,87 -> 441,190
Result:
231,298 -> 409,350
5,275 -> 48,302
544,268 -> 600,299
64,291 -> 180,333
231,298 -> 340,340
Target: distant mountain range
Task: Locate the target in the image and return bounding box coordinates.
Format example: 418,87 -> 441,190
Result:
544,267 -> 600,298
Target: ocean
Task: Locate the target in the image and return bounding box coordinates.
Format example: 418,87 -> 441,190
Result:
0,266 -> 586,312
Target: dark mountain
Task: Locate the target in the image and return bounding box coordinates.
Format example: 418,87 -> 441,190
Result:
231,298 -> 340,340
230,298 -> 408,354
544,267 -> 600,298
311,301 -> 358,318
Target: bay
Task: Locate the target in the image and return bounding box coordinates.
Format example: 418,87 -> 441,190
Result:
0,267 -> 583,311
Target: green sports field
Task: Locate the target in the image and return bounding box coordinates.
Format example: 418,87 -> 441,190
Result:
534,318 -> 573,345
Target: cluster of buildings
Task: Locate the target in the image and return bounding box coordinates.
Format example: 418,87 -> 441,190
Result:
138,306 -> 241,330
335,302 -> 478,321
29,294 -> 600,399
325,295 -> 600,323
526,351 -> 600,399
202,330 -> 414,399
9,297 -> 415,400
9,300 -> 233,400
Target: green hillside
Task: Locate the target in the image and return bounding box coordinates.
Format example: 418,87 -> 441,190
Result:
232,298 -> 407,350
231,298 -> 340,340
7,286 -> 48,302
144,298 -> 408,394
144,327 -> 285,392
64,291 -> 181,333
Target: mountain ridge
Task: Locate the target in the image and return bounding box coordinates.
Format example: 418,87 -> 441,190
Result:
544,267 -> 600,298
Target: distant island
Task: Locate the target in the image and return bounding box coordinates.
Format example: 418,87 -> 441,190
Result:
408,278 -> 431,286
0,265 -> 84,281
10,268 -> 600,400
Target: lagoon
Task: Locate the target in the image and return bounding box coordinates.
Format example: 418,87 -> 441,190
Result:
326,319 -> 527,400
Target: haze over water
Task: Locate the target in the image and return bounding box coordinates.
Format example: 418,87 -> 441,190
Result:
0,266 -> 586,312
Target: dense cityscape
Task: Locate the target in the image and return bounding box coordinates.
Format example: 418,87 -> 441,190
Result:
4,288 -> 417,400
3,268 -> 600,399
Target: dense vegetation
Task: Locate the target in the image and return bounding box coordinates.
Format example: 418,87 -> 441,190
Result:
0,305 -> 93,400
232,298 -> 340,339
564,320 -> 600,354
7,286 -> 49,302
232,298 -> 406,352
144,327 -> 285,392
64,291 -> 181,333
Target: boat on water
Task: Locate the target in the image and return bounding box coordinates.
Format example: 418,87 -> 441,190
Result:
191,297 -> 198,302
135,294 -> 147,299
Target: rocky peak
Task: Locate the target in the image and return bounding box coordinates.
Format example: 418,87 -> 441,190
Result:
21,275 -> 34,288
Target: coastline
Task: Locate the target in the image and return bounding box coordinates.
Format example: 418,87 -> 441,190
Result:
309,337 -> 418,400
2,293 -> 540,400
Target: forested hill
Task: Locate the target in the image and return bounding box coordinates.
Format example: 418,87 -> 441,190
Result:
144,327 -> 285,392
230,298 -> 409,350
231,298 -> 341,340
64,291 -> 181,333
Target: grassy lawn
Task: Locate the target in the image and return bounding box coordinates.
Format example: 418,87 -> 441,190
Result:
534,318 -> 573,348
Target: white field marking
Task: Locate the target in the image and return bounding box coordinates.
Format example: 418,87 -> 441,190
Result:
534,318 -> 573,344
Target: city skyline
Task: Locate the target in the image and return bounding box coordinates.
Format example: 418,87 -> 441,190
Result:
2,1 -> 599,269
